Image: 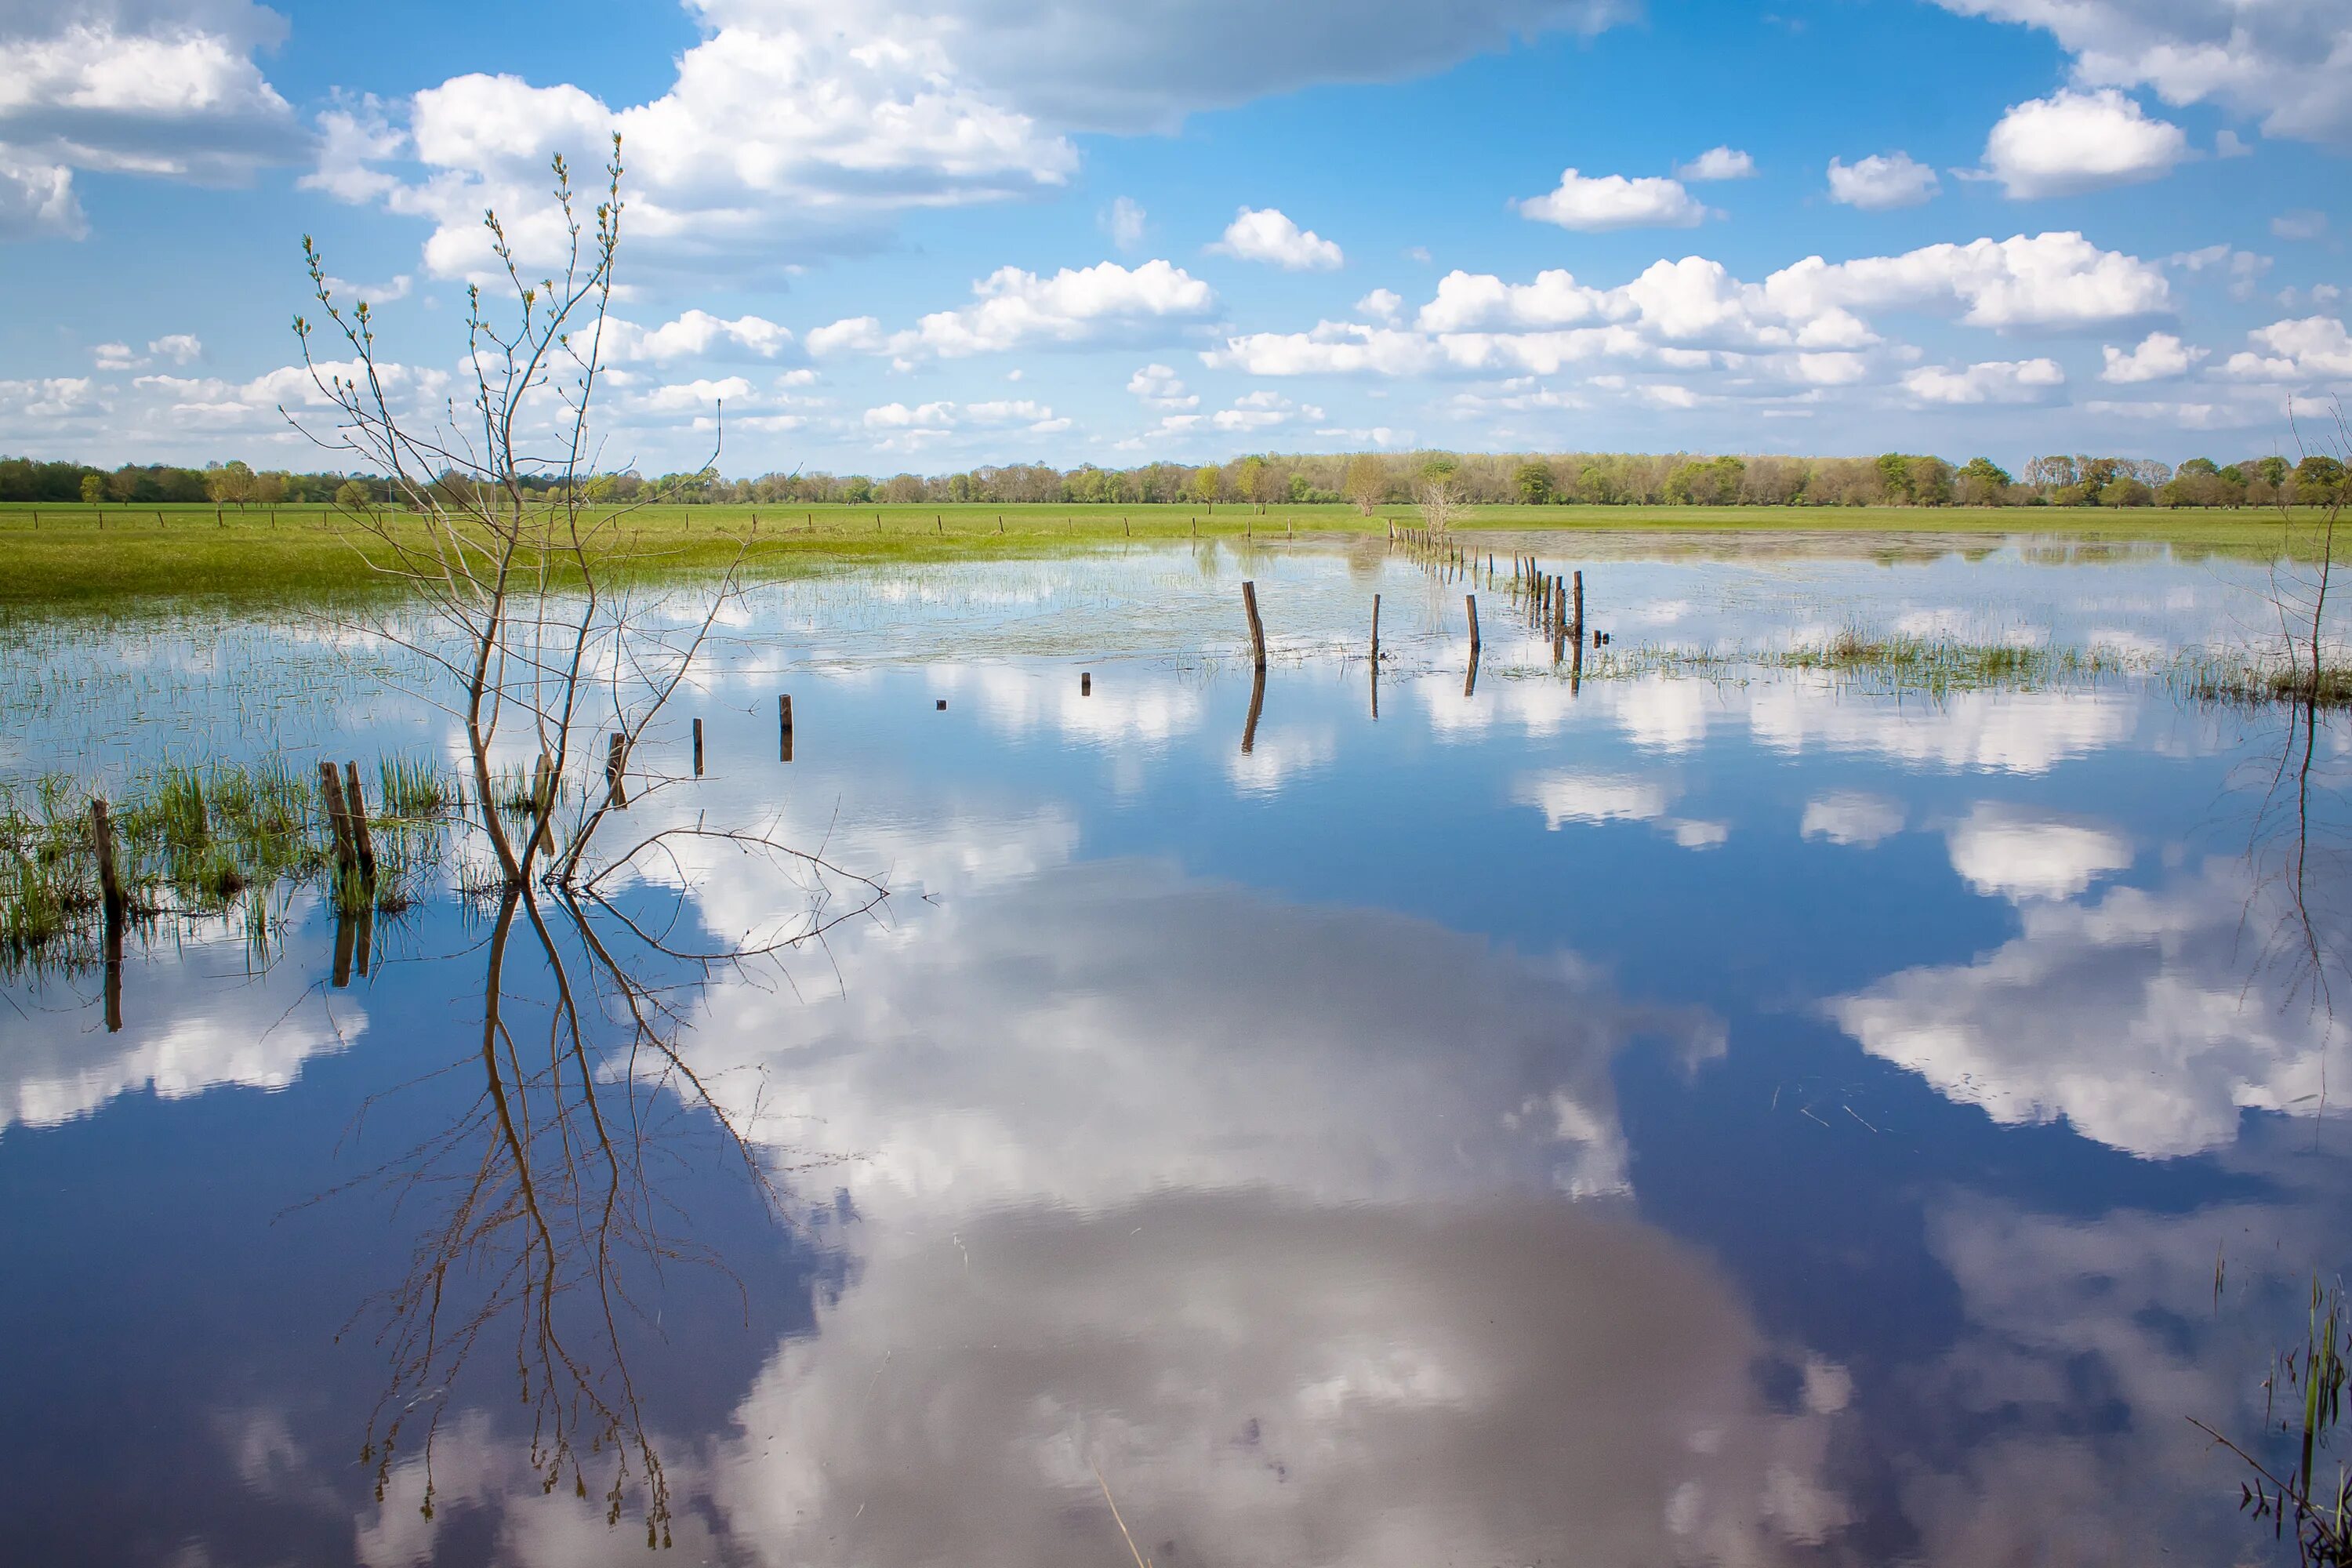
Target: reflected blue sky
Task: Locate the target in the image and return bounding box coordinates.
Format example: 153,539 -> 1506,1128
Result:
1,537 -> 2345,1566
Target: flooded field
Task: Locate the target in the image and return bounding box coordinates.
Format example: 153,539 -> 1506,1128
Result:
2,533 -> 2347,1567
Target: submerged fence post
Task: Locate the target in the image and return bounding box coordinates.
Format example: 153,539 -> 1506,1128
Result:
342,761 -> 378,885
1370,593 -> 1381,665
1081,671 -> 1092,695
779,694 -> 794,763
692,717 -> 704,778
1465,593 -> 1480,659
1241,580 -> 1267,672
606,732 -> 629,808
1573,570 -> 1585,642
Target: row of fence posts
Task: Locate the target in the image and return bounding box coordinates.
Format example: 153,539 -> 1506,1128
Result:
78,556 -> 1596,1021
1242,543 -> 1599,737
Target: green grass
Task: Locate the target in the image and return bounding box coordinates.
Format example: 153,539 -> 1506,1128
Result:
1782,628 -> 2121,697
2175,651 -> 2352,708
0,753 -> 448,967
0,500 -> 2339,605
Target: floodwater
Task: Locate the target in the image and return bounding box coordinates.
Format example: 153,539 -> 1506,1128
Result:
2,535 -> 2347,1567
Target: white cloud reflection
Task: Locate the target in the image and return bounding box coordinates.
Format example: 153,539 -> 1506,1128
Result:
1944,802 -> 2133,901
0,899 -> 353,1138
1833,859 -> 2336,1157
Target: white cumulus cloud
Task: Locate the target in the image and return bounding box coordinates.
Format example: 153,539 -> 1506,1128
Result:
1675,146 -> 1755,181
822,259 -> 1218,360
2100,331 -> 2203,382
2216,314 -> 2352,382
1210,205 -> 1344,270
1825,152 -> 1940,210
1903,358 -> 2066,404
1127,362 -> 1198,410
1518,168 -> 1708,230
1980,88 -> 2190,198
1927,0 -> 2352,145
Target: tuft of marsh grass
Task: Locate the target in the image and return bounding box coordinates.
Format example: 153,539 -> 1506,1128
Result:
0,751 -> 450,970
378,754 -> 452,819
1781,629 -> 2116,697
2174,652 -> 2352,710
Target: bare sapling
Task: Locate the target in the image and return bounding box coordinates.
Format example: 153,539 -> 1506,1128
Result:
289,134 -> 767,893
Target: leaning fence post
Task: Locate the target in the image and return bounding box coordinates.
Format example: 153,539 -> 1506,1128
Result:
342,761 -> 378,884
606,731 -> 629,808
1241,581 -> 1268,672
318,762 -> 357,881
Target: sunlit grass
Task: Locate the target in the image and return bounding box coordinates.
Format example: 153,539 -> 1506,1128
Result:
1780,628 -> 2121,696
1,500 -> 2339,605
0,753 -> 449,969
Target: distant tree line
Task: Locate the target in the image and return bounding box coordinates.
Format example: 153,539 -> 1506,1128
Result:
7,449 -> 2343,510
0,456 -> 396,507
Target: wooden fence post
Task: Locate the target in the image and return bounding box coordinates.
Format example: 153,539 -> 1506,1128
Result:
342,761 -> 378,884
90,799 -> 128,924
1242,581 -> 1267,672
1465,593 -> 1480,659
779,694 -> 794,762
318,763 -> 357,881
692,717 -> 704,777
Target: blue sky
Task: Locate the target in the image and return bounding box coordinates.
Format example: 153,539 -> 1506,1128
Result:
0,0 -> 2345,475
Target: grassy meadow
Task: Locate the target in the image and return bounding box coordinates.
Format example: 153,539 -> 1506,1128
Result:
0,499 -> 2338,604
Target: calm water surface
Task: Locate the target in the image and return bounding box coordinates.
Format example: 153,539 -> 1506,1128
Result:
2,535 -> 2346,1566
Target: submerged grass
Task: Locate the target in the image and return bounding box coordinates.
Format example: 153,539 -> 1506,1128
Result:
2,501 -> 2342,606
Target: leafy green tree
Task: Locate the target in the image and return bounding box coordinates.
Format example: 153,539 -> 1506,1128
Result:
1907,456 -> 1954,506
334,478 -> 372,510
1189,466 -> 1221,505
1229,455 -> 1271,506
205,459 -> 256,507
1665,456 -> 1744,505
1875,452 -> 1913,503
1513,460 -> 1555,504
79,474 -> 103,505
1956,457 -> 2012,506
2293,455 -> 2346,504
1341,453 -> 1385,514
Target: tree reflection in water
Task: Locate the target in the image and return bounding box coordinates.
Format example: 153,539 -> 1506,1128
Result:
325,844 -> 884,1548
